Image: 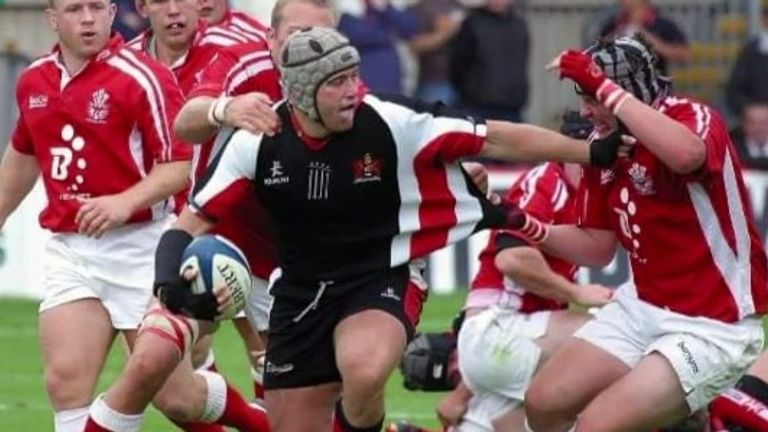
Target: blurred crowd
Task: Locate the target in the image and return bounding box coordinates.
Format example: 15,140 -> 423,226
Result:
110,0 -> 768,170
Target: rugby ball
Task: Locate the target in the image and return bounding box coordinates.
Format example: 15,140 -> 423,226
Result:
180,235 -> 252,320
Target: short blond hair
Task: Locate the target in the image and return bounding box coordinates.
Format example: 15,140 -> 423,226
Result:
270,0 -> 334,31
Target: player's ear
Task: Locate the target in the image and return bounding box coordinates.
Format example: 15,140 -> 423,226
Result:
135,0 -> 149,18
45,6 -> 58,32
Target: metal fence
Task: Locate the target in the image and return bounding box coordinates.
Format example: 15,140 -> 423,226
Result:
0,52 -> 29,152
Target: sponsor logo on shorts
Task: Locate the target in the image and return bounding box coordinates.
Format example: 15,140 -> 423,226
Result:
380,286 -> 401,301
265,361 -> 294,375
677,341 -> 699,375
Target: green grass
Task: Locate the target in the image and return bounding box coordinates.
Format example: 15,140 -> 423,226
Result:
0,293 -> 466,431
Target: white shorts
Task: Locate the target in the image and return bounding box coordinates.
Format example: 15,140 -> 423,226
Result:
574,286 -> 764,411
238,276 -> 271,331
456,392 -> 521,432
458,307 -> 550,402
40,217 -> 173,329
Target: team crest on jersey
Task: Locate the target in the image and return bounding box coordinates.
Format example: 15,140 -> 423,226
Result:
600,169 -> 615,185
628,162 -> 655,195
264,160 -> 290,186
28,94 -> 48,109
307,162 -> 331,200
352,153 -> 382,184
87,89 -> 110,124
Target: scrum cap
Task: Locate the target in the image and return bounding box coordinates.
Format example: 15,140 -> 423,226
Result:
280,27 -> 360,121
583,35 -> 670,105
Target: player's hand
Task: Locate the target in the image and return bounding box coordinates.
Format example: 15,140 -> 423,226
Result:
462,161 -> 489,196
224,92 -> 281,136
588,123 -> 633,168
213,284 -> 234,317
75,195 -> 132,238
547,49 -> 607,97
572,283 -> 614,307
436,389 -> 469,427
155,267 -> 197,316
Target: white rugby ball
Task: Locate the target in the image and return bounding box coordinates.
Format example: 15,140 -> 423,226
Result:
180,234 -> 252,320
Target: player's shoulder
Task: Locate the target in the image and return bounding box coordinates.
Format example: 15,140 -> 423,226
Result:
199,23 -> 251,48
658,95 -> 726,133
17,52 -> 58,85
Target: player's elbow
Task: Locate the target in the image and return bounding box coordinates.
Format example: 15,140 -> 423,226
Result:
494,247 -> 536,280
669,137 -> 706,174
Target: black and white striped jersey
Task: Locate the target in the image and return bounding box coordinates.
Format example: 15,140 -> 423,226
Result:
191,94 -> 507,284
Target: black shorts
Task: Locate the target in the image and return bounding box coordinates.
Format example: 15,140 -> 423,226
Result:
263,264 -> 427,389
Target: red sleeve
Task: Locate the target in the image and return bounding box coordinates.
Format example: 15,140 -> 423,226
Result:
11,83 -> 34,155
666,101 -> 727,180
576,167 -> 611,230
137,64 -> 192,162
188,50 -> 239,98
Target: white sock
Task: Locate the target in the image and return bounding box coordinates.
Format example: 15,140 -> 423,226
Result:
54,406 -> 89,432
523,417 -> 576,432
196,349 -> 216,371
89,395 -> 144,432
196,370 -> 227,422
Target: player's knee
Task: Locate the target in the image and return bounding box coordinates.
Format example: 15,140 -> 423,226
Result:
340,358 -> 390,400
44,362 -> 92,407
524,378 -> 572,422
152,389 -> 195,422
138,309 -> 199,357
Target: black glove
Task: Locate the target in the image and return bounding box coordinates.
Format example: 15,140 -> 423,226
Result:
588,123 -> 630,168
152,229 -> 219,321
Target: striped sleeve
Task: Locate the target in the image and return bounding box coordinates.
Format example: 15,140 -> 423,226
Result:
576,167 -> 611,230
108,49 -> 190,163
11,84 -> 34,154
190,128 -> 261,221
663,98 -> 726,179
365,94 -> 486,163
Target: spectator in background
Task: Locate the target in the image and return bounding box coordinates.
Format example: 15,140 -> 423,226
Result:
408,0 -> 464,106
450,0 -> 529,123
337,0 -> 420,95
726,6 -> 768,116
731,103 -> 768,171
597,0 -> 690,75
113,0 -> 147,40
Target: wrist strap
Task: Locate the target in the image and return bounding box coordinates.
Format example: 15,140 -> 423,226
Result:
154,229 -> 194,295
206,96 -> 233,127
596,80 -> 633,116
520,215 -> 550,244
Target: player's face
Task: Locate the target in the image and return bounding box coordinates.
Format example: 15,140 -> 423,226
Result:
580,96 -> 618,136
316,68 -> 361,132
267,2 -> 336,64
47,0 -> 115,60
138,0 -> 199,51
198,0 -> 227,24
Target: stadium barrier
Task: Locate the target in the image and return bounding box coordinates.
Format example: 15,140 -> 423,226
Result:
4,169 -> 768,298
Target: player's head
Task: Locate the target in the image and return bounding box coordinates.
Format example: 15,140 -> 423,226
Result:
198,0 -> 227,25
136,0 -> 199,52
268,0 -> 336,62
46,0 -> 116,60
280,27 -> 360,131
579,35 -> 669,134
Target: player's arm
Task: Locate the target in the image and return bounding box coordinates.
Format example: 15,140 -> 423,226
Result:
480,120 -> 627,168
538,225 -> 617,268
494,238 -> 612,307
549,50 -> 705,174
0,145 -> 39,229
174,92 -> 279,143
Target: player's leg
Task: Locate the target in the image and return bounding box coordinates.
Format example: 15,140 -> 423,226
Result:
333,264 -> 427,431
266,384 -> 341,431
237,275 -> 272,402
40,299 -> 117,432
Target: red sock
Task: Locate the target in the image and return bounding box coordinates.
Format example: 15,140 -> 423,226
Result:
83,417 -> 112,432
217,383 -> 270,431
710,388 -> 768,430
254,381 -> 265,400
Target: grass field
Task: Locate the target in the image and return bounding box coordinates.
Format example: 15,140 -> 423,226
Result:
0,292 -> 466,431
